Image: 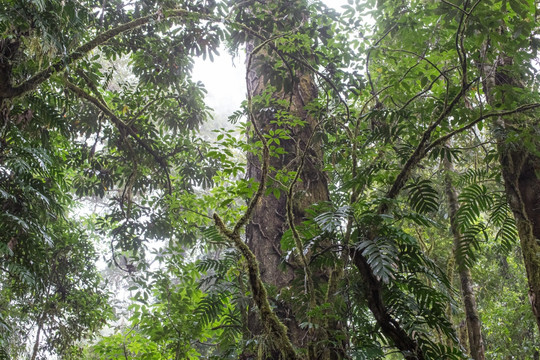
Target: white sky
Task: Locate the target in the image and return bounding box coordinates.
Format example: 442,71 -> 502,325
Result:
193,51 -> 246,119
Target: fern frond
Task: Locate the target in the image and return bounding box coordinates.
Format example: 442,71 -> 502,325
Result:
429,145 -> 462,162
456,184 -> 493,229
26,91 -> 66,132
202,226 -> 228,245
404,179 -> 439,214
420,339 -> 465,359
455,223 -> 486,269
195,293 -> 229,327
495,217 -> 518,253
457,168 -> 492,187
313,205 -> 350,234
356,237 -> 397,284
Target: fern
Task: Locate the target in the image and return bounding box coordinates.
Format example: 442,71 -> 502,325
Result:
488,194 -> 518,252
26,90 -> 66,133
490,193 -> 512,227
429,145 -> 462,162
313,205 -> 350,234
195,293 -> 229,327
356,236 -> 397,284
0,346 -> 8,360
365,224 -> 460,353
384,277 -> 460,357
456,184 -> 493,229
201,226 -> 228,245
420,339 -> 465,359
218,307 -> 243,344
495,218 -> 518,253
197,250 -> 241,291
457,168 -> 492,187
404,179 -> 439,214
455,223 -> 486,269
197,250 -> 238,274
3,262 -> 35,287
402,277 -> 453,336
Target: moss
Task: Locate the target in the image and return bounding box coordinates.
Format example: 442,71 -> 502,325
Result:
214,213 -> 299,360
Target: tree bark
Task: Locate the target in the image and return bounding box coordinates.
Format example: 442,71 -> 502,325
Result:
480,50 -> 540,332
443,156 -> 486,360
350,249 -> 425,360
499,148 -> 540,332
245,51 -> 329,347
242,3 -> 330,357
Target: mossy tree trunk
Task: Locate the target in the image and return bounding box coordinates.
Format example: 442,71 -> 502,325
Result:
481,49 -> 540,333
241,1 -> 331,357
499,147 -> 540,332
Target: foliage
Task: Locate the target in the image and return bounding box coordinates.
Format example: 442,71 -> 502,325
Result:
0,0 -> 539,358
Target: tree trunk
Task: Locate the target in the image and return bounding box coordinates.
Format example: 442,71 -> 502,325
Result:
245,56 -> 329,291
242,2 -> 330,356
443,156 -> 486,360
480,50 -> 540,332
31,312 -> 45,360
499,148 -> 540,332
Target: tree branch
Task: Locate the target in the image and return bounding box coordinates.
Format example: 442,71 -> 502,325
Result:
366,24 -> 398,107
3,8 -> 197,100
350,248 -> 424,360
427,103 -> 540,153
64,80 -> 172,194
379,78 -> 477,213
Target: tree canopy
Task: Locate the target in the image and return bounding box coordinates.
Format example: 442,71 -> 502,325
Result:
0,0 -> 539,359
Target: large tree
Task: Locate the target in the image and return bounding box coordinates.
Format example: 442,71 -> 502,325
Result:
479,22 -> 540,332
238,0 -> 334,357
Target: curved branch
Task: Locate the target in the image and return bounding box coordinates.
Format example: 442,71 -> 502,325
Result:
284,113 -> 324,356
366,23 -> 398,107
213,215 -> 298,360
351,76 -> 479,360
385,48 -> 449,82
379,78 -> 477,213
351,248 -> 424,360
